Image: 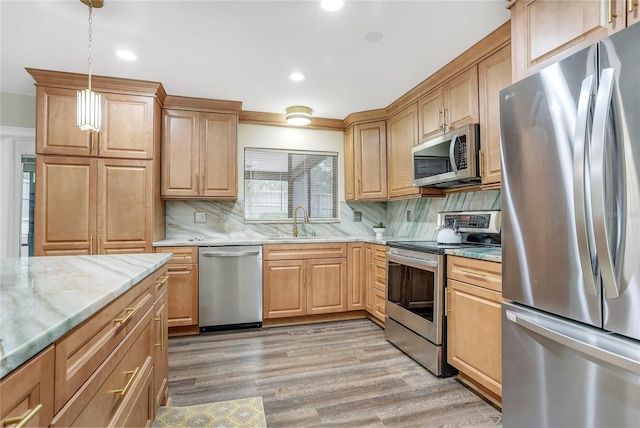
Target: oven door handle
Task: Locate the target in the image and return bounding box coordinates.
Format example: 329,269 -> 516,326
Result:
387,254 -> 438,269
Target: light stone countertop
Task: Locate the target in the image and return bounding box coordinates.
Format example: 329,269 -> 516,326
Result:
153,235 -> 410,247
445,247 -> 502,263
0,253 -> 172,379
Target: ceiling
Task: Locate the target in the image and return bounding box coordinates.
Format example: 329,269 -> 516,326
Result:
0,1 -> 510,120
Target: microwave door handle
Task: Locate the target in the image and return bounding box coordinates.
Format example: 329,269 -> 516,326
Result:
590,68 -> 619,299
573,74 -> 599,296
449,133 -> 459,175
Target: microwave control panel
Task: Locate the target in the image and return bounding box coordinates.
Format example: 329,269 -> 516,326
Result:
457,136 -> 468,170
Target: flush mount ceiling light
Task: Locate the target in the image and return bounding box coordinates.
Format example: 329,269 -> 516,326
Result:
289,72 -> 307,81
321,0 -> 344,12
286,106 -> 313,126
116,50 -> 137,61
77,0 -> 103,132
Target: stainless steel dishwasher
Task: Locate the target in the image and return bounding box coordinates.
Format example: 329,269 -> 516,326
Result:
198,246 -> 262,332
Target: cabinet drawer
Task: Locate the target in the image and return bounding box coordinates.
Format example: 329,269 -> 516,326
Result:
263,243 -> 347,260
447,255 -> 502,292
373,260 -> 387,292
54,275 -> 154,412
52,309 -> 154,427
155,246 -> 198,264
373,244 -> 387,262
0,346 -> 54,428
372,288 -> 386,322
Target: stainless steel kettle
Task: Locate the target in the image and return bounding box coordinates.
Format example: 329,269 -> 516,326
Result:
436,219 -> 461,244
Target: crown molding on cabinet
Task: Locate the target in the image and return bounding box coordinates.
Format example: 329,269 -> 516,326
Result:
239,110 -> 345,131
163,95 -> 242,114
342,109 -> 387,128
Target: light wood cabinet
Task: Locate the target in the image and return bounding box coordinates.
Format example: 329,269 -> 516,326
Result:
353,121 -> 388,200
35,156 -> 156,255
0,346 -> 54,428
478,44 -> 512,186
344,126 -> 355,201
364,244 -> 374,313
363,243 -> 387,324
154,246 -> 199,333
347,243 -> 365,311
387,103 -> 421,199
161,108 -> 237,199
35,86 -> 155,159
446,255 -> 502,407
263,243 -> 347,319
509,0 -> 631,82
153,276 -> 169,412
418,67 -> 479,141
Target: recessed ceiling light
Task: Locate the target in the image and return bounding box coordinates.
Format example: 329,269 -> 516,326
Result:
289,72 -> 307,81
364,32 -> 383,43
321,0 -> 344,12
116,50 -> 137,61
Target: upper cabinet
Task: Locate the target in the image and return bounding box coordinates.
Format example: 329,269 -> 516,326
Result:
418,66 -> 479,141
387,104 -> 420,199
344,126 -> 355,201
510,0 -> 636,81
353,120 -> 388,201
478,44 -> 512,186
161,96 -> 240,200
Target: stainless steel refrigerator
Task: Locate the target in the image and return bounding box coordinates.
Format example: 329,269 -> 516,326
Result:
500,22 -> 640,427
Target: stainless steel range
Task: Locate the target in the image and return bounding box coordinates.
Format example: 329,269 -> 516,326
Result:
385,210 -> 501,377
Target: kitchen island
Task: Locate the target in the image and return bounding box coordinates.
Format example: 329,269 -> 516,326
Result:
0,253 -> 171,427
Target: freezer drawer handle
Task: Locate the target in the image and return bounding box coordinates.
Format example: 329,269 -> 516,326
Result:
506,310 -> 639,374
201,251 -> 260,257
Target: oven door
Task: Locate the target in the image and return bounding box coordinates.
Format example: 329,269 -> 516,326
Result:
386,250 -> 444,345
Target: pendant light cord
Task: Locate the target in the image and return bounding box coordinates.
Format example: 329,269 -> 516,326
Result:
87,0 -> 93,91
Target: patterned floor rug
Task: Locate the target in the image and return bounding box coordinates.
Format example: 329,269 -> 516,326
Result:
153,396 -> 267,428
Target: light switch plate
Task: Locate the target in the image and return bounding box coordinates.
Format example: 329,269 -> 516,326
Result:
406,210 -> 413,222
353,211 -> 362,222
194,212 -> 207,223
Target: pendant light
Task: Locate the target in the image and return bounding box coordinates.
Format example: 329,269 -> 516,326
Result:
77,0 -> 102,132
285,106 -> 313,126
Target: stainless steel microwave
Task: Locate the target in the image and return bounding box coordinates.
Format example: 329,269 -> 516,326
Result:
412,123 -> 481,188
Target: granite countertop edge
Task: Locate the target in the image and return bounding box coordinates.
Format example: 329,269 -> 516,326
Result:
444,247 -> 502,263
154,236 -> 412,247
0,253 -> 172,379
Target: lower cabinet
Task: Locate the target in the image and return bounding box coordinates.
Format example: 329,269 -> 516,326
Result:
155,246 -> 199,334
0,264 -> 169,428
365,243 -> 387,324
446,255 -> 502,407
263,243 -> 347,319
347,243 -> 365,310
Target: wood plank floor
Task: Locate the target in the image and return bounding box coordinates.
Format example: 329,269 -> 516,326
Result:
167,319 -> 502,427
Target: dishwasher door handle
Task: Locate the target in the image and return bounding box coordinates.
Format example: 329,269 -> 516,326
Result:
201,250 -> 260,257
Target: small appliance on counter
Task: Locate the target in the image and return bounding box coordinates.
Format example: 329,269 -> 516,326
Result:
384,210 -> 501,377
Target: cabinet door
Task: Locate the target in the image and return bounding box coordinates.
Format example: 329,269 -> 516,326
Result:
443,66 -> 479,131
0,346 -> 54,428
630,0 -> 640,26
200,112 -> 237,199
35,156 -> 96,256
387,103 -> 420,199
307,258 -> 347,315
96,159 -> 153,254
511,0 -> 614,81
447,279 -> 502,398
161,109 -> 199,197
347,243 -> 365,310
418,87 -> 444,141
263,260 -> 306,319
98,94 -> 155,159
166,264 -> 199,327
364,244 -> 374,313
153,288 -> 168,412
36,86 -> 92,156
354,121 -> 387,200
478,45 -> 512,185
344,126 -> 355,201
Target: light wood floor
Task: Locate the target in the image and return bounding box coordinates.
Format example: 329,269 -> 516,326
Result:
167,319 -> 502,427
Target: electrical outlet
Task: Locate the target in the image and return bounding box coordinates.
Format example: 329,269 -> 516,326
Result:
407,210 -> 413,222
194,212 -> 207,223
353,211 -> 362,222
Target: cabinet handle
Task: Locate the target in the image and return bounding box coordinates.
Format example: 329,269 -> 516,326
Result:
445,289 -> 451,315
443,107 -> 448,130
375,274 -> 385,279
195,173 -> 199,193
2,404 -> 43,428
438,106 -> 443,131
609,0 -> 618,22
155,313 -> 164,350
98,132 -> 103,152
155,275 -> 169,286
90,235 -> 94,255
109,366 -> 140,396
97,235 -> 102,254
479,149 -> 484,178
458,267 -> 486,278
200,175 -> 204,193
114,303 -> 140,325
90,134 -> 95,154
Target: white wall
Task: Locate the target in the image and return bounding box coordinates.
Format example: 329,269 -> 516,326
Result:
237,123 -> 345,201
0,127 -> 35,258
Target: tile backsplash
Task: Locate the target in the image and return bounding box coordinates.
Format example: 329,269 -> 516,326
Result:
165,190 -> 500,240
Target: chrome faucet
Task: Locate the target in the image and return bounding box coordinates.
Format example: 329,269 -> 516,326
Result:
293,205 -> 309,237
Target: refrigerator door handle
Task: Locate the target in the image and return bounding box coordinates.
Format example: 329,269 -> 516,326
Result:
573,74 -> 599,296
590,68 -> 620,299
448,134 -> 459,175
505,309 -> 639,374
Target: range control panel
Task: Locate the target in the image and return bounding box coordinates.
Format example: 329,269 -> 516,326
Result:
438,210 -> 501,233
